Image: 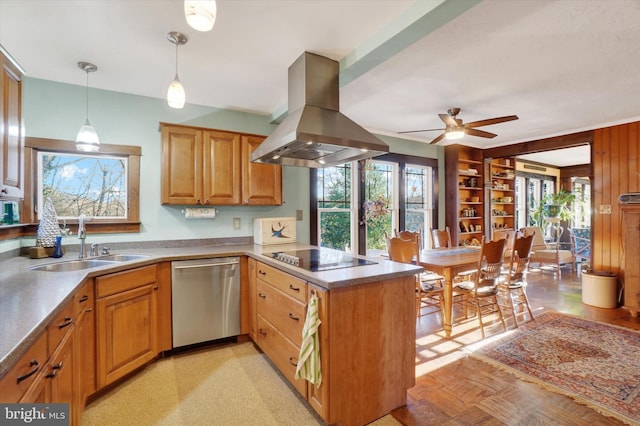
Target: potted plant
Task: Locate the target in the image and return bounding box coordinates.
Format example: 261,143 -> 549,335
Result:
530,189 -> 578,227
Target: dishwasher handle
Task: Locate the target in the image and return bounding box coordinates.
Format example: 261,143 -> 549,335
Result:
173,261 -> 239,270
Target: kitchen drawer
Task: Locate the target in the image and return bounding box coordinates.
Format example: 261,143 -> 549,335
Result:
47,300 -> 74,356
0,332 -> 47,402
96,265 -> 157,298
74,279 -> 95,319
257,315 -> 307,398
256,262 -> 306,303
257,280 -> 306,347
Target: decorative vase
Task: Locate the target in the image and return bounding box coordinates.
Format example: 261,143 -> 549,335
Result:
36,197 -> 62,248
543,204 -> 562,219
52,236 -> 63,258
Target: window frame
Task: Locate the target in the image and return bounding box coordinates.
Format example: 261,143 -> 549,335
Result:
23,137 -> 141,234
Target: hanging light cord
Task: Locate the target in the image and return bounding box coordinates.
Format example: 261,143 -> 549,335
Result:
85,70 -> 90,122
174,41 -> 179,78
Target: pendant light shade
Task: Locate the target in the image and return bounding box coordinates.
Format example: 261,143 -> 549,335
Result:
184,0 -> 217,32
167,32 -> 188,109
76,62 -> 100,152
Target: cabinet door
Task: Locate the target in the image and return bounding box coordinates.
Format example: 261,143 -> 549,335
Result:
74,280 -> 96,407
623,210 -> 640,315
247,258 -> 258,340
46,331 -> 76,424
203,130 -> 241,205
306,284 -> 329,420
96,284 -> 158,387
241,135 -> 282,205
1,54 -> 24,199
161,125 -> 203,204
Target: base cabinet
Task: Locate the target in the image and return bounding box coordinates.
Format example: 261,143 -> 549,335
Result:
95,265 -> 160,388
252,261 -> 415,426
621,205 -> 640,316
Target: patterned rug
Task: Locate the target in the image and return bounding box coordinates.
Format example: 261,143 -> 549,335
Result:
466,311 -> 640,425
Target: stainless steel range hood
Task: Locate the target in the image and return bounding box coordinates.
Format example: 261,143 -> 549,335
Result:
251,52 -> 388,168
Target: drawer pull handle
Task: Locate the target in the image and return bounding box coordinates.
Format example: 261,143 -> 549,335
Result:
288,357 -> 298,366
288,313 -> 299,321
52,361 -> 63,370
289,284 -> 300,292
258,328 -> 267,336
86,308 -> 93,313
16,360 -> 39,383
58,317 -> 73,329
79,295 -> 88,303
258,293 -> 267,299
46,363 -> 62,380
258,270 -> 267,276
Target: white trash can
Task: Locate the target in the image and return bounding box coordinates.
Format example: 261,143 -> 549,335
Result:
582,271 -> 618,308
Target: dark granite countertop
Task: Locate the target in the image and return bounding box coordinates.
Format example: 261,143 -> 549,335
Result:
0,240 -> 421,380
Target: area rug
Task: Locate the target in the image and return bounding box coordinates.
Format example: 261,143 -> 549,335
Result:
465,311 -> 640,425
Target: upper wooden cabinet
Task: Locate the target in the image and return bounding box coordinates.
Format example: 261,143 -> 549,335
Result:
0,45 -> 24,199
160,123 -> 282,206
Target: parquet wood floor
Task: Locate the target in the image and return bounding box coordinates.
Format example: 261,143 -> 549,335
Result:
390,267 -> 640,426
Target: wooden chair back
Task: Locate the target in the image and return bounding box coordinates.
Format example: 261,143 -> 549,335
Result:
479,237 -> 507,283
493,229 -> 516,250
506,233 -> 535,283
430,227 -> 452,249
394,228 -> 422,250
387,237 -> 419,264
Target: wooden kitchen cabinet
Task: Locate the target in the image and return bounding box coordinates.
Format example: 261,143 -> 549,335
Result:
247,257 -> 258,340
252,260 -> 414,426
95,265 -> 161,388
160,123 -> 282,206
0,45 -> 24,199
621,205 -> 640,316
241,135 -> 282,205
0,331 -> 48,402
74,279 -> 96,414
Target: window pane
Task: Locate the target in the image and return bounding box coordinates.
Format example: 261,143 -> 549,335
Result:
365,162 -> 393,255
38,152 -> 128,219
405,165 -> 430,247
319,211 -> 352,251
317,164 -> 351,209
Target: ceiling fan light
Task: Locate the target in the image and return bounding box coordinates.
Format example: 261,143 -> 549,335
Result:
445,129 -> 465,140
184,0 -> 217,32
76,119 -> 100,152
167,75 -> 186,109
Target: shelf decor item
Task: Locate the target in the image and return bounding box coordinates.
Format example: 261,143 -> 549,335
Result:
36,197 -> 62,249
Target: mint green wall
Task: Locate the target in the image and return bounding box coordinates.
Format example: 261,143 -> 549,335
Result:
19,77 -> 442,247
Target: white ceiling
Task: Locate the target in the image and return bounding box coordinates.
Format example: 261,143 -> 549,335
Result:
1,0 -> 639,167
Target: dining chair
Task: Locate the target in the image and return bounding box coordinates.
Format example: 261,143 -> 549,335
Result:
430,227 -> 452,249
394,228 -> 422,251
387,237 -> 445,319
492,229 -> 517,262
497,233 -> 535,328
453,236 -> 507,338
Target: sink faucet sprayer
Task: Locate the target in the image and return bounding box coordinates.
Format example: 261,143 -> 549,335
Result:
78,214 -> 87,259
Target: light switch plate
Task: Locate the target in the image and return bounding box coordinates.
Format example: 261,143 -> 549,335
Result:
296,210 -> 303,221
599,205 -> 612,214
233,217 -> 241,229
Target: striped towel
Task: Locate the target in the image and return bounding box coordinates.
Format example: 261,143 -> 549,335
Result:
295,293 -> 322,386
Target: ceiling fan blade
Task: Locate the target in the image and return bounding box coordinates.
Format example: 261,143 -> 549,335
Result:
398,127 -> 445,134
465,115 -> 519,128
429,133 -> 447,145
439,113 -> 458,127
465,128 -> 497,139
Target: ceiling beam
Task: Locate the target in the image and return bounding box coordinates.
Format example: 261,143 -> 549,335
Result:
483,130 -> 594,159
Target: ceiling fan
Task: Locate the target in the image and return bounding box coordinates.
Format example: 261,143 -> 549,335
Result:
399,108 -> 519,145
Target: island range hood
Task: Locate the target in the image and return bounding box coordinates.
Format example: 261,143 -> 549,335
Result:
251,52 -> 389,168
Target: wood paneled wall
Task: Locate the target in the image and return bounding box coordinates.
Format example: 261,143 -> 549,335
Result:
593,121 -> 640,274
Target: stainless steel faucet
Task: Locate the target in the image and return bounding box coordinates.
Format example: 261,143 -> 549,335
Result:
78,214 -> 87,259
90,242 -> 101,257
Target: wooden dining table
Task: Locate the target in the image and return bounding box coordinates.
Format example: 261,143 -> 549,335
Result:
416,246 -> 481,338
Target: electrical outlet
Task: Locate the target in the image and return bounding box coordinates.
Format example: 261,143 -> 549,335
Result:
296,210 -> 303,221
233,217 -> 241,229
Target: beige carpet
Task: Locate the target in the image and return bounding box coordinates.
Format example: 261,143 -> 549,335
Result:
81,341 -> 403,426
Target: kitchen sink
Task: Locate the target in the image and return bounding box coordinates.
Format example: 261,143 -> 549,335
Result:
98,254 -> 150,262
30,259 -> 119,272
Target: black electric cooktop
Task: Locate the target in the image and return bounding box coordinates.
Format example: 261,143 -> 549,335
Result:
268,248 -> 377,272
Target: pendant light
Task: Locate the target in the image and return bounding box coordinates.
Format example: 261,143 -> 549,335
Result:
167,31 -> 188,109
75,62 -> 100,152
184,0 -> 217,32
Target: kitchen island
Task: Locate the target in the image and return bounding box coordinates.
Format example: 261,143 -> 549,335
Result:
0,240 -> 421,426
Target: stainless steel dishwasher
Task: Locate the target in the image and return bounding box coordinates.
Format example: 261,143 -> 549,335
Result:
171,257 -> 240,348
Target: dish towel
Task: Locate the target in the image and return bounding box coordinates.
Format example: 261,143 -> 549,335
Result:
295,293 -> 322,387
